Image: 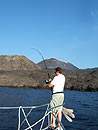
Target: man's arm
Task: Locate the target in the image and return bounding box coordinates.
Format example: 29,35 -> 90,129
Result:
48,77 -> 56,88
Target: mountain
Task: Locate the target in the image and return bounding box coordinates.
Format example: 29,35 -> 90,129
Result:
0,55 -> 40,70
37,58 -> 79,71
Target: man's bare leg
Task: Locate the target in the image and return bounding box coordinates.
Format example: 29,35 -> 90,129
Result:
57,111 -> 62,127
51,112 -> 56,127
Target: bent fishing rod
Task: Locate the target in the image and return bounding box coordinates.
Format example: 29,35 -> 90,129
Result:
32,48 -> 51,79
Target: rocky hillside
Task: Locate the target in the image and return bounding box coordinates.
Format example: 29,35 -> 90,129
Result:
37,58 -> 79,71
0,55 -> 40,70
0,68 -> 98,91
0,55 -> 98,92
63,68 -> 98,91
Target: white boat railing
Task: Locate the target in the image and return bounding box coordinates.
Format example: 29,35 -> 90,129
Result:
0,103 -> 66,130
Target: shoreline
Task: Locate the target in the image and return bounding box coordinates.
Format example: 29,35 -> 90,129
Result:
0,69 -> 98,92
0,85 -> 98,92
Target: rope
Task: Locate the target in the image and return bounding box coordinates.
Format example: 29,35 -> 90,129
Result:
21,107 -> 33,130
0,104 -> 49,110
20,103 -> 49,127
0,103 -> 66,130
25,111 -> 51,130
40,104 -> 49,130
0,107 -> 19,109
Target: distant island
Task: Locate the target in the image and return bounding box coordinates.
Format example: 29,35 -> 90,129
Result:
0,55 -> 98,92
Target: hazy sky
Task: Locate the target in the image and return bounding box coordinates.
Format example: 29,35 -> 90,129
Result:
0,0 -> 98,69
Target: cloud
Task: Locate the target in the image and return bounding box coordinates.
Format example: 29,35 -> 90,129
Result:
90,10 -> 98,31
90,11 -> 98,17
93,25 -> 98,31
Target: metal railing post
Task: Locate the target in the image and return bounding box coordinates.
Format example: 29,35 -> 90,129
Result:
18,106 -> 21,130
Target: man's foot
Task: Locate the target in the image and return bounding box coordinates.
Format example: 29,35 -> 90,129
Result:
47,124 -> 56,130
55,127 -> 60,130
56,126 -> 63,130
48,125 -> 55,130
57,123 -> 60,128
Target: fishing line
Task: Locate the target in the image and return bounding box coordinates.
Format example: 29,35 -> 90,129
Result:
31,48 -> 50,79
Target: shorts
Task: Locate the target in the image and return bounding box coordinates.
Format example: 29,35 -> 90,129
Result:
49,93 -> 64,112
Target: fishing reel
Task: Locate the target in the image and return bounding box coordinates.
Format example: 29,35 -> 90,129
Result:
45,80 -> 51,84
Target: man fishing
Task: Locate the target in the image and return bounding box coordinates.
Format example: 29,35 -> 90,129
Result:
47,67 -> 65,129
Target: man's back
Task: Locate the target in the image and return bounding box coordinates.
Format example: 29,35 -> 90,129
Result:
51,73 -> 65,93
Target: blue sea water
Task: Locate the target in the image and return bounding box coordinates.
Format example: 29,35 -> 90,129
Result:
0,87 -> 98,130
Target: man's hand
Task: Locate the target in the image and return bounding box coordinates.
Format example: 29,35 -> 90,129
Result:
49,79 -> 52,81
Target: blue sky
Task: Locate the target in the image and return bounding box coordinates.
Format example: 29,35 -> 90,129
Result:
0,0 -> 98,69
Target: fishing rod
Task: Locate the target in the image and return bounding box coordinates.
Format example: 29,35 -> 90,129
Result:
32,48 -> 51,79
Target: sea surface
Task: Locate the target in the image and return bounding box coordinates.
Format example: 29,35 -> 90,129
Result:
0,87 -> 98,130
